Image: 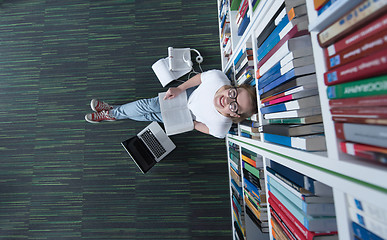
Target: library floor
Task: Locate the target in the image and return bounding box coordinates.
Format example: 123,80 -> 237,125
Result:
0,0 -> 232,239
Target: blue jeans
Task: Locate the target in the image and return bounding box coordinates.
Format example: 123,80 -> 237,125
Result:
110,87 -> 197,123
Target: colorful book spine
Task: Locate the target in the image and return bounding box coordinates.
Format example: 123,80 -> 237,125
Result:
260,95 -> 320,114
263,133 -> 326,151
318,0 -> 387,47
325,14 -> 387,57
329,95 -> 387,108
326,29 -> 387,70
324,48 -> 387,86
326,75 -> 387,99
335,122 -> 387,148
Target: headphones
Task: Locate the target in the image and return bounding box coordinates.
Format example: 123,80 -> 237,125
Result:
183,48 -> 203,67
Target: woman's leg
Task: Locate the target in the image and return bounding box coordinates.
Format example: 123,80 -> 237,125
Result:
110,97 -> 163,122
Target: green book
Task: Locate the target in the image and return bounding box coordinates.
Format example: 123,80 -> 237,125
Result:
230,0 -> 242,11
327,75 -> 387,99
253,0 -> 261,11
268,115 -> 323,124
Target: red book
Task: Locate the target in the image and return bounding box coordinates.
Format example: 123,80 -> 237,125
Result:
325,28 -> 387,70
236,0 -> 248,25
270,208 -> 297,240
330,107 -> 387,118
340,141 -> 387,165
324,48 -> 387,86
324,14 -> 387,57
269,191 -> 338,240
332,116 -> 387,125
329,95 -> 387,108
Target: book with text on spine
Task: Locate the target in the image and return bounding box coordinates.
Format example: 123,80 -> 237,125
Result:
335,122 -> 387,148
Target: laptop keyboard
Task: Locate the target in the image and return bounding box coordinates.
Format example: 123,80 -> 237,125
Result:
140,129 -> 167,158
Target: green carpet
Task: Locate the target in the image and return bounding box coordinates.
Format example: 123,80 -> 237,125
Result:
0,0 -> 232,239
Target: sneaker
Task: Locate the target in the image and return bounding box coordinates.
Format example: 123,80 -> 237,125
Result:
85,110 -> 116,123
90,99 -> 112,112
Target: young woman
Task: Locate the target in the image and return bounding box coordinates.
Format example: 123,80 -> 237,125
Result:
85,70 -> 257,138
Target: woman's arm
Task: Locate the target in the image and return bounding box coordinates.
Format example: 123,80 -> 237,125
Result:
193,121 -> 210,135
163,73 -> 202,100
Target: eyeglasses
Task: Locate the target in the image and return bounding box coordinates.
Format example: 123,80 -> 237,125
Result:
228,87 -> 239,114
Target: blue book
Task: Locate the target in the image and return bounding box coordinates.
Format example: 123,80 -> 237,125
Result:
231,179 -> 242,196
257,13 -> 289,57
263,133 -> 326,151
259,68 -> 316,95
238,14 -> 250,36
268,184 -> 337,232
233,48 -> 245,66
258,61 -> 282,89
352,222 -> 384,240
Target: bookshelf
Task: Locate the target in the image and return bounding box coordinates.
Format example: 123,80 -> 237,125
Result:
218,0 -> 387,239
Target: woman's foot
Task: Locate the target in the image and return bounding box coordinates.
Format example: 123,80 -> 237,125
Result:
90,99 -> 112,112
85,110 -> 116,123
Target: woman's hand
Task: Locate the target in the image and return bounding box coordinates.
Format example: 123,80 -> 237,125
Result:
163,87 -> 183,100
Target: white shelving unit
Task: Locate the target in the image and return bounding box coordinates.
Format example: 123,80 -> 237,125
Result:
217,0 -> 387,239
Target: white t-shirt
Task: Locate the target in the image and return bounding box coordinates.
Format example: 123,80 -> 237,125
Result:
187,70 -> 232,138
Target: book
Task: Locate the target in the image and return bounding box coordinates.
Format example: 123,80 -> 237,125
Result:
325,14 -> 387,57
268,115 -> 323,125
260,95 -> 320,115
326,74 -> 387,99
263,89 -> 318,107
332,116 -> 387,126
329,95 -> 387,108
238,13 -> 250,36
259,123 -> 324,137
158,91 -> 194,136
259,67 -> 316,95
340,141 -> 387,165
230,0 -> 242,11
352,222 -> 384,240
330,107 -> 387,118
256,4 -> 286,48
257,32 -> 311,78
348,206 -> 387,239
269,185 -> 337,232
324,48 -> 387,86
264,133 -> 326,151
326,28 -> 387,70
318,0 -> 387,47
267,174 -> 335,216
270,161 -> 333,196
262,86 -> 318,104
269,192 -> 338,240
258,54 -> 315,90
270,208 -> 297,240
286,4 -> 307,19
347,193 -> 387,224
314,0 -> 329,10
263,106 -> 322,120
258,14 -> 309,61
335,122 -> 387,148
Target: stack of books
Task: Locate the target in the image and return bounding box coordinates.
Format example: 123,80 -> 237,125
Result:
219,0 -> 232,63
346,193 -> 387,239
318,1 -> 387,165
228,142 -> 245,239
255,0 -> 325,151
234,42 -> 255,85
267,161 -> 338,240
239,118 -> 260,140
242,149 -> 268,233
234,0 -> 250,36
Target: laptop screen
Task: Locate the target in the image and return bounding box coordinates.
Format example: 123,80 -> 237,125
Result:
121,136 -> 156,173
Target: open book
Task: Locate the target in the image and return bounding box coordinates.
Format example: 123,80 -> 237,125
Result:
158,91 -> 194,136
152,57 -> 192,87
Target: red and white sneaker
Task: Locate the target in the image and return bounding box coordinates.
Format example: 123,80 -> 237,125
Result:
90,99 -> 112,112
85,110 -> 116,123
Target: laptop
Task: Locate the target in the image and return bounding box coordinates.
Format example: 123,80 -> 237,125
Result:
121,121 -> 176,173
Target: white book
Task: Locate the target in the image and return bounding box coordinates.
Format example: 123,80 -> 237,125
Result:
278,15 -> 308,39
349,206 -> 387,238
158,91 -> 194,136
280,54 -> 314,70
259,35 -> 312,76
263,106 -> 322,119
347,194 -> 387,224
